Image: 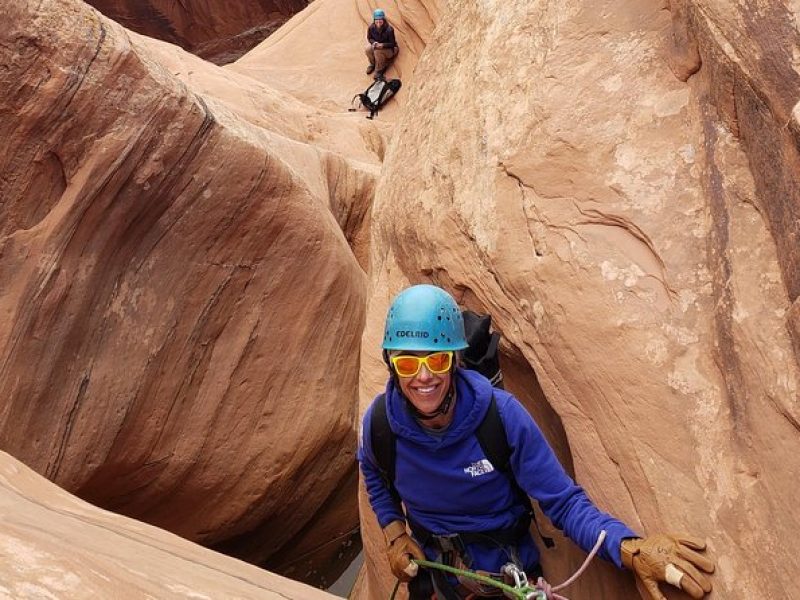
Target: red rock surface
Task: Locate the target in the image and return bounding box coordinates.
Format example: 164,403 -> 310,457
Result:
356,0 -> 800,599
84,0 -> 310,63
3,0 -> 799,597
0,450 -> 337,599
0,0 -> 382,589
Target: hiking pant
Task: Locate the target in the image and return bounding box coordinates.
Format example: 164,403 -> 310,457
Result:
365,43 -> 399,73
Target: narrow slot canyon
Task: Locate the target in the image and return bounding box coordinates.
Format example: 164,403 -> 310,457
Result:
1,0 -> 799,598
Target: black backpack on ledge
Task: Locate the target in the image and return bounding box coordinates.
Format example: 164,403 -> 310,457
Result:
349,78 -> 402,119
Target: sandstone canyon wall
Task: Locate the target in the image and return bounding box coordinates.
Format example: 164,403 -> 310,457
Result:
1,0 -> 440,592
0,0 -> 389,589
0,451 -> 338,599
84,0 -> 310,63
2,0 -> 799,598
357,0 -> 800,599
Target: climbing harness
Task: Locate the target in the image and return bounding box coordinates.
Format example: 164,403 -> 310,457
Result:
389,531 -> 607,600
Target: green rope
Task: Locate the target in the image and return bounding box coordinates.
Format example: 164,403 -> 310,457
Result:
387,559 -> 544,600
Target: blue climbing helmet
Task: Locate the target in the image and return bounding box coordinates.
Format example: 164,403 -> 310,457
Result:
373,8 -> 386,20
383,285 -> 468,351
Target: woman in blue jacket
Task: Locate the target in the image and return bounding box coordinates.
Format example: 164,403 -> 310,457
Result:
359,284 -> 715,600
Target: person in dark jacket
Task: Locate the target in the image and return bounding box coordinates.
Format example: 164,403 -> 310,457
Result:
358,284 -> 716,600
365,8 -> 398,79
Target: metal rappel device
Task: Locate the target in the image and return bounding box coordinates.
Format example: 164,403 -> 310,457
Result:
501,563 -> 546,600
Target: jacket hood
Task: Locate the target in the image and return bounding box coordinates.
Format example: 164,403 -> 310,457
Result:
384,368 -> 493,449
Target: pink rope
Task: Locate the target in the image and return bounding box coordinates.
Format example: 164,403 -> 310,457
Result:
534,577 -> 568,600
534,530 -> 607,600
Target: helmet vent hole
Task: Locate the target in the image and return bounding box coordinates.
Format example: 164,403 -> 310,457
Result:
433,338 -> 438,343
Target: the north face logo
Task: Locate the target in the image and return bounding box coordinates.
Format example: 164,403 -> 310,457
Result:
463,459 -> 495,478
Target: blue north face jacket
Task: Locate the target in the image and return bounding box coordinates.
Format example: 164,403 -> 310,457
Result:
358,368 -> 638,572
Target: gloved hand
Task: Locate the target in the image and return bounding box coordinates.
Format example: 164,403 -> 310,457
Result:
383,520 -> 426,582
622,534 -> 715,600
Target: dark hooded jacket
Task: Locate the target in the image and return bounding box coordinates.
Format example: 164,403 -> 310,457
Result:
367,22 -> 397,49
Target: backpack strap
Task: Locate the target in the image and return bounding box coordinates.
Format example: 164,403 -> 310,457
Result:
475,394 -> 555,548
475,394 -> 511,471
369,393 -> 402,505
462,310 -> 504,388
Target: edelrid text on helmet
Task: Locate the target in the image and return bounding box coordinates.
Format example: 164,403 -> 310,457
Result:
383,284 -> 468,351
397,330 -> 430,338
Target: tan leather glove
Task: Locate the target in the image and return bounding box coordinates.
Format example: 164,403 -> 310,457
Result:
383,520 -> 426,582
622,534 -> 715,600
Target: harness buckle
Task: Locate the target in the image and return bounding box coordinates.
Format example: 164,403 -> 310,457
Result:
432,532 -> 466,555
501,562 -> 529,588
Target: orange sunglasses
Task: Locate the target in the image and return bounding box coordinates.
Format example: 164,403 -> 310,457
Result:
390,351 -> 454,378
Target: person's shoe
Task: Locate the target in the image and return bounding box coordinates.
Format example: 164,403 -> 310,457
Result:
366,64 -> 375,75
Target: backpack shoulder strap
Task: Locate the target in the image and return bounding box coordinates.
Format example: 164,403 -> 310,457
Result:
369,393 -> 400,502
475,393 -> 511,472
476,393 -> 555,548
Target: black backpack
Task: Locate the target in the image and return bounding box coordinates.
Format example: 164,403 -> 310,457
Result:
369,310 -> 554,548
349,78 -> 402,119
461,310 -> 503,388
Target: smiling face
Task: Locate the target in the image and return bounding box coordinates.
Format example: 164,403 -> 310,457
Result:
391,350 -> 453,417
